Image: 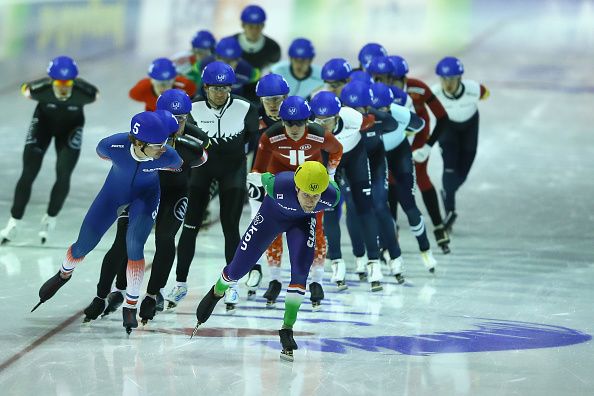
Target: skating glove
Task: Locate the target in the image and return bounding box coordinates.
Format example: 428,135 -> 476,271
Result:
412,144 -> 432,163
247,172 -> 265,201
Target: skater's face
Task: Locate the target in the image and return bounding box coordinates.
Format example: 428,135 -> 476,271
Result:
390,76 -> 406,90
370,73 -> 390,84
314,115 -> 339,132
151,78 -> 175,96
440,75 -> 461,95
296,187 -> 321,212
52,79 -> 74,101
261,95 -> 286,117
290,58 -> 312,78
192,48 -> 212,62
282,119 -> 308,141
242,23 -> 264,42
205,84 -> 232,106
325,79 -> 348,97
136,140 -> 167,159
214,56 -> 239,71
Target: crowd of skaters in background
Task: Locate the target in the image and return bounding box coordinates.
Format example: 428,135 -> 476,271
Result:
0,4 -> 489,360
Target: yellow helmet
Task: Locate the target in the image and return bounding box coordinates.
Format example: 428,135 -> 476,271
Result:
294,161 -> 329,194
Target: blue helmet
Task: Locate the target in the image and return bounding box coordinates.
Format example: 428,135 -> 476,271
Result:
191,30 -> 216,50
256,74 -> 290,97
369,83 -> 394,108
154,109 -> 180,134
389,85 -> 409,106
321,58 -> 352,81
47,56 -> 78,80
279,96 -> 312,120
436,57 -> 464,76
350,70 -> 374,85
367,56 -> 395,75
201,61 -> 236,84
340,81 -> 373,108
358,43 -> 387,66
241,5 -> 266,23
288,38 -> 315,59
388,55 -> 409,78
130,111 -> 170,144
310,91 -> 342,117
148,58 -> 177,81
215,36 -> 242,59
157,89 -> 192,114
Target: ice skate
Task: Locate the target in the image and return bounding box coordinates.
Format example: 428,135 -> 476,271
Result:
443,211 -> 457,233
155,290 -> 165,312
166,285 -> 188,310
309,282 -> 324,312
279,328 -> 298,362
355,255 -> 368,281
262,280 -> 282,308
245,269 -> 262,300
191,286 -> 224,338
31,271 -> 71,312
434,225 -> 451,254
330,259 -> 348,290
83,297 -> 107,323
224,283 -> 239,315
389,256 -> 405,284
102,290 -> 124,317
421,249 -> 437,273
122,306 -> 138,335
367,260 -> 383,292
38,214 -> 56,245
0,217 -> 19,245
139,295 -> 157,325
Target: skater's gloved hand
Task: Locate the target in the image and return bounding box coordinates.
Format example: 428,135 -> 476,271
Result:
247,172 -> 265,201
412,144 -> 432,163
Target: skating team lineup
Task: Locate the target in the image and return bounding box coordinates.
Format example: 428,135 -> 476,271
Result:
0,5 -> 489,362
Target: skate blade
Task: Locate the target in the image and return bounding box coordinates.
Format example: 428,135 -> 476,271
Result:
225,305 -> 237,315
357,273 -> 367,281
395,274 -> 405,284
265,301 -> 276,309
280,349 -> 294,362
141,319 -> 149,326
336,282 -> 348,291
441,245 -> 451,254
1,238 -> 10,246
370,283 -> 383,292
166,301 -> 177,310
125,326 -> 132,335
429,267 -> 435,274
41,237 -> 47,245
82,317 -> 94,324
312,304 -> 322,312
31,301 -> 43,313
190,322 -> 202,338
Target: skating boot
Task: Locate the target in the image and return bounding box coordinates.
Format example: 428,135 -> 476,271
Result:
122,306 -> 138,335
279,328 -> 298,362
443,211 -> 457,234
83,297 -> 107,323
309,282 -> 324,312
354,255 -> 368,281
155,290 -> 165,312
191,286 -> 224,338
102,290 -> 124,317
262,280 -> 282,308
0,217 -> 19,245
421,249 -> 437,273
434,225 -> 451,254
166,285 -> 188,310
224,283 -> 239,315
39,214 -> 56,245
389,257 -> 405,284
367,260 -> 384,292
139,296 -> 157,325
245,269 -> 262,300
330,259 -> 348,290
31,271 -> 71,312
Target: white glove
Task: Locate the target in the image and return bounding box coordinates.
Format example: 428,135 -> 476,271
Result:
246,172 -> 265,202
412,144 -> 432,163
246,172 -> 262,187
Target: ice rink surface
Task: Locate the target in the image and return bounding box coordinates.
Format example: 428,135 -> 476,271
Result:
0,0 -> 593,395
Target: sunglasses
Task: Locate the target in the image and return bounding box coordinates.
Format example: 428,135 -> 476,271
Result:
314,116 -> 336,125
284,119 -> 308,127
325,80 -> 347,88
52,79 -> 74,86
208,85 -> 232,93
174,114 -> 188,122
262,95 -> 285,103
146,141 -> 167,149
